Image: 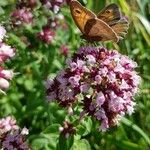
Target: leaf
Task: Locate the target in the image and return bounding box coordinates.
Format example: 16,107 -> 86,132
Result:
0,0 -> 8,6
72,139 -> 91,150
31,137 -> 49,150
43,124 -> 60,134
8,33 -> 27,49
122,117 -> 150,146
0,7 -> 4,15
77,117 -> 92,136
57,134 -> 74,150
30,134 -> 58,150
24,79 -> 34,91
136,14 -> 150,35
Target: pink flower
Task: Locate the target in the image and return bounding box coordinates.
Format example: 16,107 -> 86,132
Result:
80,83 -> 89,93
0,116 -> 19,136
2,130 -> 29,150
46,46 -> 141,131
95,75 -> 102,83
60,45 -> 69,56
0,69 -> 14,80
69,75 -> 81,87
40,0 -> 65,13
0,116 -> 29,149
0,68 -> 14,91
0,27 -> 15,93
0,43 -> 15,63
0,78 -> 10,90
37,26 -> 55,44
11,8 -> 33,25
86,54 -> 96,64
96,92 -> 105,107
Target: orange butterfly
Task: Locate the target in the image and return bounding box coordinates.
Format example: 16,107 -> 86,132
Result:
70,0 -> 129,43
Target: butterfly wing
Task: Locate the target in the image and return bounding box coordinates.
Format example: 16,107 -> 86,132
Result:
97,3 -> 121,26
70,0 -> 96,34
70,1 -> 127,42
111,18 -> 129,40
97,3 -> 129,40
84,18 -> 119,42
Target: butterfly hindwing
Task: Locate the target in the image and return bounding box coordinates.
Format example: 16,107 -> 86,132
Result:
97,3 -> 121,26
111,18 -> 129,40
97,3 -> 129,40
84,18 -> 119,42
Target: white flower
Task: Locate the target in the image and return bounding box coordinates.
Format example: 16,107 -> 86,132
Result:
0,25 -> 6,41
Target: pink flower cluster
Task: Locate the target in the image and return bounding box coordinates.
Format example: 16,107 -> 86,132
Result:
11,0 -> 36,26
46,46 -> 141,131
40,0 -> 65,13
0,116 -> 29,150
11,8 -> 33,25
37,26 -> 55,44
60,45 -> 69,56
37,14 -> 68,44
37,0 -> 67,44
0,26 -> 15,92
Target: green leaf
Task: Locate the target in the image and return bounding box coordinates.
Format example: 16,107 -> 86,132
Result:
72,139 -> 91,150
30,134 -> 58,150
122,117 -> 150,145
77,118 -> 92,136
8,33 -> 27,49
136,15 -> 150,35
43,124 -> 60,134
57,134 -> 74,150
0,0 -> 8,6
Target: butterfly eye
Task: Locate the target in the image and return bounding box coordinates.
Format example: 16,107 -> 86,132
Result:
75,9 -> 81,14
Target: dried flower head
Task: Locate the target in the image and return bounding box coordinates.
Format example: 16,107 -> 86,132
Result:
17,0 -> 37,9
46,46 -> 141,131
59,121 -> 76,138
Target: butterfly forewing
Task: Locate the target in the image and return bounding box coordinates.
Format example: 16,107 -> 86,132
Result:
70,0 -> 96,33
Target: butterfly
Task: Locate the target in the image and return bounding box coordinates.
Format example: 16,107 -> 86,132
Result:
70,0 -> 129,43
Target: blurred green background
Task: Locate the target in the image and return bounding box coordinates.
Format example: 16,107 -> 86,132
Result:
0,0 -> 150,149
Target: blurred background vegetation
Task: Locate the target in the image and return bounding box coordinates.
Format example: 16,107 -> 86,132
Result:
0,0 -> 150,149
